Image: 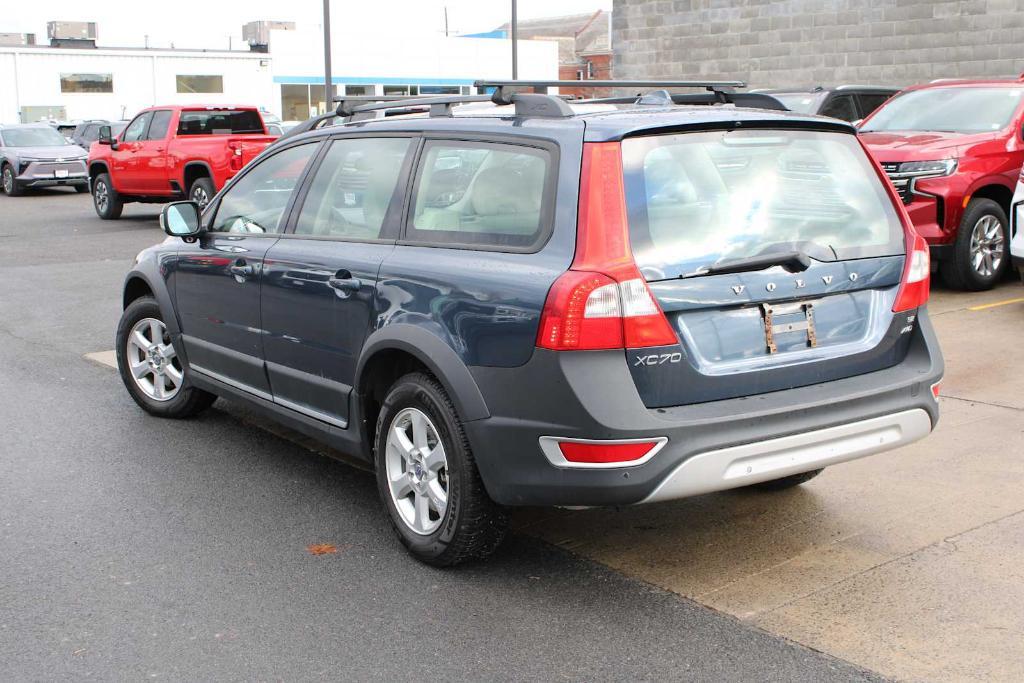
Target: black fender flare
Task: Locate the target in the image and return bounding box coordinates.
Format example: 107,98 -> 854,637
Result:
121,262 -> 189,366
356,324 -> 490,422
181,160 -> 214,190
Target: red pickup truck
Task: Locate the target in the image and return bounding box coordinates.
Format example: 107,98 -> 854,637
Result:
87,105 -> 277,219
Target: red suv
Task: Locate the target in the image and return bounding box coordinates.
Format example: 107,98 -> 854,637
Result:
88,106 -> 277,219
859,79 -> 1024,290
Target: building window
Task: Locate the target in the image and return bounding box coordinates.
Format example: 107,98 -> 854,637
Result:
176,75 -> 223,94
60,73 -> 113,93
344,85 -> 370,96
420,85 -> 462,95
383,85 -> 417,96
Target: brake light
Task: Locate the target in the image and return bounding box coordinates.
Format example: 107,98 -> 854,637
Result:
537,142 -> 677,350
559,441 -> 660,464
893,233 -> 930,312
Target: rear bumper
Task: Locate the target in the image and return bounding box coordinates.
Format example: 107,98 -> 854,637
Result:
465,309 -> 943,507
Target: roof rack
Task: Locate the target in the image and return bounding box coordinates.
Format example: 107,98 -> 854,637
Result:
335,94 -> 494,120
575,89 -> 787,111
475,79 -> 746,103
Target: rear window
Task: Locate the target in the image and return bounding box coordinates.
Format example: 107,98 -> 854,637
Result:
177,110 -> 264,135
622,129 -> 904,280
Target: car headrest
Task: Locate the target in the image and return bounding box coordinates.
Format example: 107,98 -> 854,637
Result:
471,164 -> 543,216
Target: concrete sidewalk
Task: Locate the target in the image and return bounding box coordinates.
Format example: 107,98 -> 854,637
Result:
517,283 -> 1024,682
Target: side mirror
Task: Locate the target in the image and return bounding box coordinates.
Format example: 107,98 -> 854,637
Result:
160,201 -> 203,239
98,125 -> 113,145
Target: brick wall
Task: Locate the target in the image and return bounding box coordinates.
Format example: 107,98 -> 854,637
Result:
612,0 -> 1024,88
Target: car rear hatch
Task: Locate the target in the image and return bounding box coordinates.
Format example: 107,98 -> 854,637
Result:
619,127 -> 921,408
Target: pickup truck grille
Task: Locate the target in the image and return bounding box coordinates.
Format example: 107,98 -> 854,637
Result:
880,163 -> 913,204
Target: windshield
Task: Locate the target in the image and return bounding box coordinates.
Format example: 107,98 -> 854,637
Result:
1,127 -> 70,147
770,92 -> 825,114
622,129 -> 904,280
861,87 -> 1024,133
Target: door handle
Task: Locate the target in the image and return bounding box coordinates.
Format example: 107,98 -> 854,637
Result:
328,270 -> 362,292
229,259 -> 256,278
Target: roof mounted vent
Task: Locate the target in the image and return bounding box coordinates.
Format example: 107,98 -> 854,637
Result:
47,21 -> 97,48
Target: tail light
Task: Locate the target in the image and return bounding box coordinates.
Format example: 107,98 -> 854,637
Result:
892,227 -> 930,312
228,141 -> 243,171
537,142 -> 677,350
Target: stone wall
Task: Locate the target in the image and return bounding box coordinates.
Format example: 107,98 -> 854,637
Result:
612,0 -> 1024,88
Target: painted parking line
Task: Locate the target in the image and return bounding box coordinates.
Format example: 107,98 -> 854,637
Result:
968,296 -> 1024,311
84,350 -> 117,369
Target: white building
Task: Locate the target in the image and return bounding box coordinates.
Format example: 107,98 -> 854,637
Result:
0,22 -> 559,124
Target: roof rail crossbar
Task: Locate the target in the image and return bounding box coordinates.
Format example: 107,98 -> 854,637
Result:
476,78 -> 747,103
339,94 -> 493,119
333,95 -> 419,117
576,90 -> 787,111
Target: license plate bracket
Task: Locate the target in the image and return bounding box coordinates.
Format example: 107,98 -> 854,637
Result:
54,169 -> 69,178
761,301 -> 818,354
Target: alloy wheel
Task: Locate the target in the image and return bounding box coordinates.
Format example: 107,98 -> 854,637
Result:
125,317 -> 183,402
94,180 -> 109,212
969,214 -> 1005,278
2,167 -> 12,194
385,407 -> 449,535
191,186 -> 209,209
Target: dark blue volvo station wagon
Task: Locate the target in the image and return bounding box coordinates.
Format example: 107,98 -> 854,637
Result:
116,80 -> 943,565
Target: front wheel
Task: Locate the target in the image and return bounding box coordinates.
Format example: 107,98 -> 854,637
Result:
374,372 -> 507,566
92,173 -> 123,219
116,296 -> 216,418
941,198 -> 1008,291
1,163 -> 23,196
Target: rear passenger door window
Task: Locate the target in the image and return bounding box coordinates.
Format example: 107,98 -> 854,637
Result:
406,140 -> 552,250
146,110 -> 173,140
856,93 -> 893,120
293,137 -> 412,240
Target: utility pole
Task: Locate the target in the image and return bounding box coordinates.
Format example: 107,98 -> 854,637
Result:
511,0 -> 518,80
323,0 -> 333,110
444,6 -> 449,37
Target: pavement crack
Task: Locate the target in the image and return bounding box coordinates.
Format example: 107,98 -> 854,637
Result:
939,393 -> 1024,412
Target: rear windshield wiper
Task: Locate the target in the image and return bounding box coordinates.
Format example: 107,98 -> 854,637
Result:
681,251 -> 812,279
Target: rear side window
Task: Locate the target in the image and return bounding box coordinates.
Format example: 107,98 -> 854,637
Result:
406,140 -> 552,250
857,93 -> 892,118
622,129 -> 904,280
819,95 -> 858,121
177,110 -> 264,135
294,137 -> 411,240
210,143 -> 317,235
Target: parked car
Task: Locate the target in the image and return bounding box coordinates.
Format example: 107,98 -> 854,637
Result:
70,120 -> 128,150
115,81 -> 943,566
0,123 -> 89,196
859,78 -> 1024,290
1010,170 -> 1024,277
87,105 -> 277,219
752,85 -> 899,122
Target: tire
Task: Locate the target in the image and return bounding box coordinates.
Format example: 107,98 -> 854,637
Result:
2,163 -> 23,196
74,183 -> 89,193
115,296 -> 216,419
748,468 -> 824,491
940,198 -> 1008,291
189,177 -> 215,211
374,372 -> 507,566
92,172 -> 123,219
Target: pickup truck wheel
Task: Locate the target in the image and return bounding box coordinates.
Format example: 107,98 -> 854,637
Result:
374,372 -> 507,566
116,296 -> 216,418
748,468 -> 824,491
2,163 -> 24,196
189,177 -> 215,210
92,173 -> 123,219
941,198 -> 1008,291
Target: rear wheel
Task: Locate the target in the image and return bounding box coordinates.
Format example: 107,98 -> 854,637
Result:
941,198 -> 1008,291
116,296 -> 216,418
374,372 -> 507,566
189,177 -> 215,211
1,163 -> 23,196
92,173 -> 123,219
748,468 -> 824,491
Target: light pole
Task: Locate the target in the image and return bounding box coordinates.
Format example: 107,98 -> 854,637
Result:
511,0 -> 518,80
323,0 -> 333,110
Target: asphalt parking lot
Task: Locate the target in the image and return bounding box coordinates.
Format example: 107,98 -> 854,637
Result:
2,189 -> 1022,681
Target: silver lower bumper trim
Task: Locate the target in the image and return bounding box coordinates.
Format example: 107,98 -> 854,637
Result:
640,408 -> 933,504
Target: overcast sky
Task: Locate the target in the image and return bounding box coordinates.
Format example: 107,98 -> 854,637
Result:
4,0 -> 613,50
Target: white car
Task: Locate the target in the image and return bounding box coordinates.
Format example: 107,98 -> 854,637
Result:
1012,177 -> 1024,279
